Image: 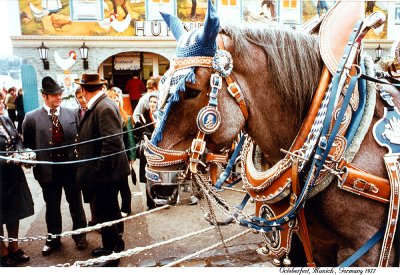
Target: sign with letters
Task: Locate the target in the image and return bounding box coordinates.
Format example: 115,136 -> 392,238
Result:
114,53 -> 141,70
387,1 -> 400,40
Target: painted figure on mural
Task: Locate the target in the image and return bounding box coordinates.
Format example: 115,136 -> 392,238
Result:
191,0 -> 197,21
317,0 -> 329,17
260,0 -> 276,20
110,0 -> 129,19
366,1 -> 375,14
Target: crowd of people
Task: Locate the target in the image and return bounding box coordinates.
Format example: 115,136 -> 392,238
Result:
1,87 -> 25,135
0,72 -> 161,267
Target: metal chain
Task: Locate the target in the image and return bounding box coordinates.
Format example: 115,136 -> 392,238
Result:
0,205 -> 169,243
163,229 -> 251,267
193,173 -> 250,223
203,186 -> 229,253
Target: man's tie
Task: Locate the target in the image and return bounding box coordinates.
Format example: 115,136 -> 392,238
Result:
50,108 -> 60,128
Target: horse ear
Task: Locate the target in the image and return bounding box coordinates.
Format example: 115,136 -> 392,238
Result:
199,0 -> 220,43
160,12 -> 186,41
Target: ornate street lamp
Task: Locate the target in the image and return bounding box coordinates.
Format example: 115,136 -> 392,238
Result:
37,42 -> 49,70
374,44 -> 383,63
79,42 -> 89,70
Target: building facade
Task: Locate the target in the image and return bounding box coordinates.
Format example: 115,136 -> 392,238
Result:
6,0 -> 399,111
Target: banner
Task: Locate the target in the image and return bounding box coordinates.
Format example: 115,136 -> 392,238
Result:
114,53 -> 141,70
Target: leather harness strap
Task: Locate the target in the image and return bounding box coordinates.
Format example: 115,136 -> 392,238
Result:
338,161 -> 390,204
292,158 -> 316,267
380,155 -> 400,266
217,34 -> 249,120
145,135 -> 228,168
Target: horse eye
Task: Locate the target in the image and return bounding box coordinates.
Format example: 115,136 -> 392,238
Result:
183,87 -> 201,100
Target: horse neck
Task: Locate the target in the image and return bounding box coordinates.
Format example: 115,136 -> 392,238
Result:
223,28 -> 323,164
246,92 -> 304,164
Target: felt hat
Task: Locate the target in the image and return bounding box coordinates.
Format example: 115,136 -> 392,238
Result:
41,76 -> 63,94
74,73 -> 108,86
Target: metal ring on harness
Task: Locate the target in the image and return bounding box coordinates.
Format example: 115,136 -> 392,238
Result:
346,64 -> 362,78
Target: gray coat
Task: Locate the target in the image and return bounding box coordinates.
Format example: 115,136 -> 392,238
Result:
76,93 -> 129,202
22,106 -> 79,183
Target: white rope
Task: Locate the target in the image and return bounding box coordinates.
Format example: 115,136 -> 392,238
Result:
221,186 -> 247,193
67,226 -> 216,267
163,229 -> 251,267
0,205 -> 170,243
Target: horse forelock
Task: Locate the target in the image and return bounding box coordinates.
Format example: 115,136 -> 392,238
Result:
221,23 -> 324,119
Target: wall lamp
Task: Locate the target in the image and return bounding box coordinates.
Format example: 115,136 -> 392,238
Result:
375,44 -> 383,63
79,42 -> 89,70
37,42 -> 49,70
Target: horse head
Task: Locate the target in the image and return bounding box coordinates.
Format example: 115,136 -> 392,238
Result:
146,0 -> 247,181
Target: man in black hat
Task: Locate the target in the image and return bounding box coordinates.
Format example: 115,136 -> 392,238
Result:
75,73 -> 129,267
22,76 -> 87,256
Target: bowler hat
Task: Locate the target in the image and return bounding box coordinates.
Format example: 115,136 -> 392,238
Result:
41,76 -> 63,94
74,73 -> 108,86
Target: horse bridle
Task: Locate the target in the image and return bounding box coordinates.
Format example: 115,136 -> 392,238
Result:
145,34 -> 248,180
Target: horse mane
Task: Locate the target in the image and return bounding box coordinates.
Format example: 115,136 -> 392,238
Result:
221,23 -> 324,118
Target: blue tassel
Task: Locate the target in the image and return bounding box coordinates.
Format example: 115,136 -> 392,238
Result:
170,90 -> 180,102
186,68 -> 196,84
150,68 -> 197,146
151,97 -> 174,145
176,77 -> 186,93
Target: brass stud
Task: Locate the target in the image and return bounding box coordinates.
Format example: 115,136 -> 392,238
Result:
283,257 -> 291,267
272,258 -> 281,267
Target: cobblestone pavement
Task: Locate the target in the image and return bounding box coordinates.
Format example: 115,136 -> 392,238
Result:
10,164 -> 275,268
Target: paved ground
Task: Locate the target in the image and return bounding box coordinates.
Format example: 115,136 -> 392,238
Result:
6,164 -> 275,268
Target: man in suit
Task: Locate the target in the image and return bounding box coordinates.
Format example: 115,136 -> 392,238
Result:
75,73 -> 129,267
22,76 -> 87,256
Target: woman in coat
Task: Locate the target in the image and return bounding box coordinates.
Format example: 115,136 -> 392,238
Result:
0,93 -> 34,267
106,87 -> 136,216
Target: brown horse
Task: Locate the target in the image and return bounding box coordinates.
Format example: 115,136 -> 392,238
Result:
147,1 -> 399,267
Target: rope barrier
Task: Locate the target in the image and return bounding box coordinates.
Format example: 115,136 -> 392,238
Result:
221,186 -> 247,193
67,226 -> 217,267
0,143 -> 144,165
0,121 -> 156,154
0,205 -> 170,243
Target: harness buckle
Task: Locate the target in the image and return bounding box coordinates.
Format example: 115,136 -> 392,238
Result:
227,83 -> 243,102
191,138 -> 206,156
353,179 -> 379,194
210,73 -> 223,89
189,158 -> 207,167
318,136 -> 328,151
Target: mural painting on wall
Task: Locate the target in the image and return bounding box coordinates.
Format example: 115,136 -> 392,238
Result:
177,0 -> 208,22
20,0 -> 145,35
56,73 -> 78,108
302,0 -> 335,22
364,1 -> 388,40
243,0 -> 278,24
